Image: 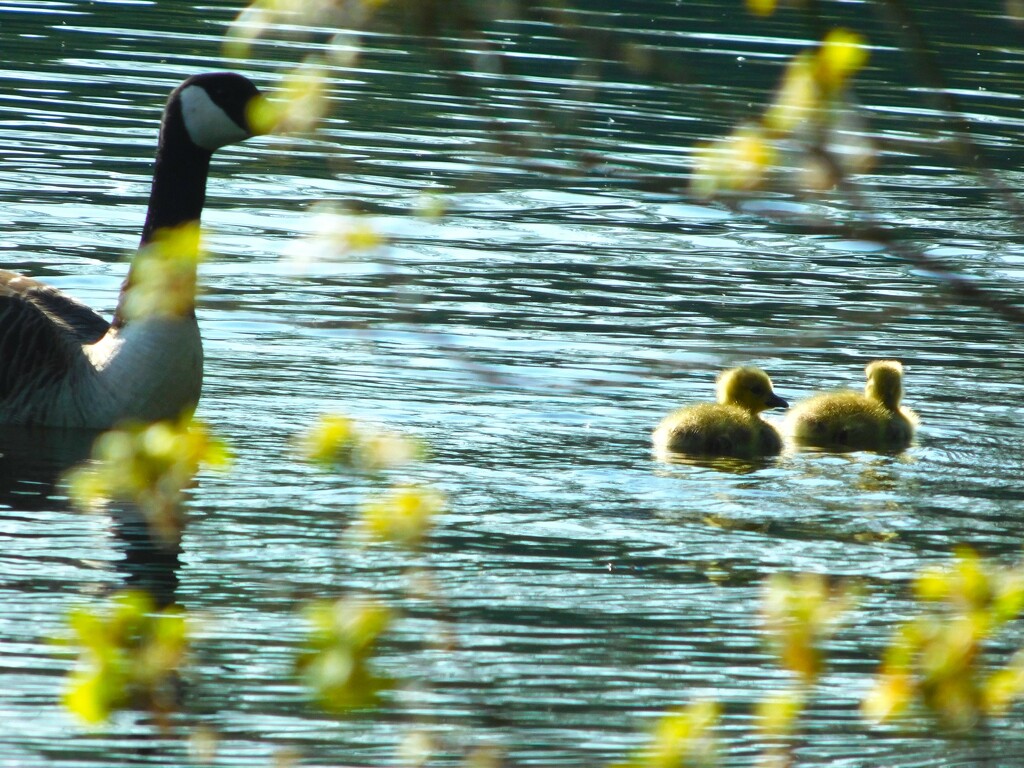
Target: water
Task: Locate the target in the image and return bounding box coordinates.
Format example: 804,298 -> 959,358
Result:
3,0 -> 1024,765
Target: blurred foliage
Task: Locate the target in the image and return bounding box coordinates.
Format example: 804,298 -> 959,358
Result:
58,591 -> 188,726
224,0 -> 1024,324
756,573 -> 856,766
299,412 -> 424,473
255,60 -> 331,135
1010,0 -> 1024,24
226,0 -> 388,61
755,691 -> 804,742
295,596 -> 395,712
285,204 -> 386,266
746,0 -> 778,15
295,413 -> 447,724
64,416 -> 231,543
356,483 -> 445,549
692,28 -> 872,198
187,725 -> 220,764
611,700 -> 719,768
762,572 -> 857,684
227,0 -> 872,202
120,223 -> 205,321
863,548 -> 1024,732
608,573 -> 853,768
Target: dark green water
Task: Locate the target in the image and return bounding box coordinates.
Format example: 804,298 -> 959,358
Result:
2,1 -> 1024,765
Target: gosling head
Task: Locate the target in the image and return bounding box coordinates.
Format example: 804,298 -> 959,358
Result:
716,366 -> 788,414
864,360 -> 904,411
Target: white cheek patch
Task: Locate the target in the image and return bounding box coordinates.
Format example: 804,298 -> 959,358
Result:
180,84 -> 249,151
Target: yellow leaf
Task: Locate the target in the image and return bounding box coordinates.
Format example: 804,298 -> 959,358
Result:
64,670 -> 114,725
862,672 -> 912,722
246,93 -> 281,136
746,0 -> 777,15
273,61 -> 329,134
301,413 -> 357,465
297,597 -> 394,713
122,223 -> 204,321
690,124 -> 775,198
914,566 -> 950,602
764,54 -> 818,134
817,29 -> 868,91
63,418 -> 229,544
358,485 -> 444,548
640,701 -> 719,767
983,652 -> 1024,715
756,692 -> 803,737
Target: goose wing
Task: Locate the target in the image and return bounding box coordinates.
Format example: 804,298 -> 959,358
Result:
0,270 -> 109,401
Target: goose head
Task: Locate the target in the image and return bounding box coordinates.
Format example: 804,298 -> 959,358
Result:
137,72 -> 271,247
716,366 -> 788,414
122,72 -> 272,325
174,71 -> 269,151
864,359 -> 904,411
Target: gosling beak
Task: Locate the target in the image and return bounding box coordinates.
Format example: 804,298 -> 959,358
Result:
766,391 -> 788,410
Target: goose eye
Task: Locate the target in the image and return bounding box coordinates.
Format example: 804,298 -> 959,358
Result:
751,384 -> 765,396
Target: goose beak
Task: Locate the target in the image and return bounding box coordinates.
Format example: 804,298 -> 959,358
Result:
766,391 -> 788,409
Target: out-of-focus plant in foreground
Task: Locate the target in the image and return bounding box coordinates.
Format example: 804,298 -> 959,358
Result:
226,0 -> 390,63
59,590 -> 188,726
225,0 -> 376,135
299,412 -> 424,473
757,573 -> 856,766
254,60 -> 331,135
762,572 -> 857,684
692,28 -> 873,198
611,700 -> 719,768
120,223 -> 205,321
398,732 -> 504,768
863,548 -> 1024,732
284,204 -> 387,266
300,412 -> 444,549
64,417 -> 231,543
295,596 -> 395,713
295,412 -> 440,690
356,483 -> 445,549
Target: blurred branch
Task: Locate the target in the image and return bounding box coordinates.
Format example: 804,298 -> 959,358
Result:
243,0 -> 1024,354
873,0 -> 1024,220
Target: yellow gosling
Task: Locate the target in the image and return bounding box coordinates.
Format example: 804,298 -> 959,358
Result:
653,367 -> 788,458
785,360 -> 919,452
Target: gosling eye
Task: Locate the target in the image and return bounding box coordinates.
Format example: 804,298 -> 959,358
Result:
751,384 -> 765,396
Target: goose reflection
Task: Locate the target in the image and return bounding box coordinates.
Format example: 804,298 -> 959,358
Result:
0,426 -> 181,608
652,451 -> 780,475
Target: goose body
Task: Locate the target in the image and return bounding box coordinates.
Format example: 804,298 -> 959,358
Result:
653,366 -> 788,458
0,73 -> 265,429
784,360 -> 918,451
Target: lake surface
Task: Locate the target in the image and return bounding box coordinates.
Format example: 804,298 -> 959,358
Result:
2,1 -> 1024,765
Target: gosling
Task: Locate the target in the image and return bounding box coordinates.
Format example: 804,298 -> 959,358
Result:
785,360 -> 918,451
653,367 -> 788,458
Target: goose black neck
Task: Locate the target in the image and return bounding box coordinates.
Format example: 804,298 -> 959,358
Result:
113,98 -> 210,329
139,97 -> 213,246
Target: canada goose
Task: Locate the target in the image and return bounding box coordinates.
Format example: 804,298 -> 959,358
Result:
652,367 -> 788,458
0,72 -> 267,428
785,360 -> 918,451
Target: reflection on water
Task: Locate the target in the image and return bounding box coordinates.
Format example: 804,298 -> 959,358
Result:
3,0 -> 1024,766
0,427 -> 181,607
652,448 -> 780,475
